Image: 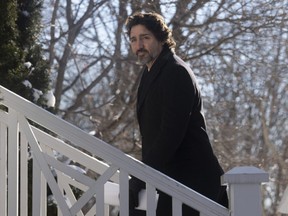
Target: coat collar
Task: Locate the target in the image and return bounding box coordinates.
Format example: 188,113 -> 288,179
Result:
137,46 -> 173,114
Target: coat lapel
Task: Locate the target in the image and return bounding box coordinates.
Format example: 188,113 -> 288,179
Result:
137,48 -> 173,116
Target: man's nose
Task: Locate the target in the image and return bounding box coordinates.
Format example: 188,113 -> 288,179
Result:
136,38 -> 144,49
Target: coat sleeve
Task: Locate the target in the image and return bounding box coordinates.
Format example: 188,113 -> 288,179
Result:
142,63 -> 197,172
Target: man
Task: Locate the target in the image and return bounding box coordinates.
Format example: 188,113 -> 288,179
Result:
125,11 -> 228,216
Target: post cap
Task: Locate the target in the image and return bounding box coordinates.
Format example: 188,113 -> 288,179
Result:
221,166 -> 269,184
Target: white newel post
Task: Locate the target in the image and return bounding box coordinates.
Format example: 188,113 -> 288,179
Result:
222,166 -> 269,216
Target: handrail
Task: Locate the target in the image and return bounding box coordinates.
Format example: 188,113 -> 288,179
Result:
0,85 -> 233,215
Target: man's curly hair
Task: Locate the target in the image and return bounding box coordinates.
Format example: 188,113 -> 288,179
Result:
125,11 -> 176,50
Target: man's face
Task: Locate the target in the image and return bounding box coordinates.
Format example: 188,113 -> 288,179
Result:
129,24 -> 163,67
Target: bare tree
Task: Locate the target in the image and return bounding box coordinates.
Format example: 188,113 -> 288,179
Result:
41,0 -> 288,215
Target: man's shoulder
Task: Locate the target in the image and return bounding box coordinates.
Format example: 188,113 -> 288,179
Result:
163,54 -> 192,73
161,54 -> 199,85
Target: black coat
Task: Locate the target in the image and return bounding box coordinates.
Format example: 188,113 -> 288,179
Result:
130,46 -> 228,216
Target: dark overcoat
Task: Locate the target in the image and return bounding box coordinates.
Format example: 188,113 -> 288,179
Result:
130,46 -> 228,216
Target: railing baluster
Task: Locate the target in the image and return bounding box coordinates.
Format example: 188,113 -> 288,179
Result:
0,121 -> 8,216
41,164 -> 47,216
146,183 -> 157,216
119,169 -> 129,216
96,183 -> 105,216
19,132 -> 28,216
41,144 -> 53,216
57,171 -> 64,216
32,158 -> 41,216
7,109 -> 19,216
172,197 -> 182,216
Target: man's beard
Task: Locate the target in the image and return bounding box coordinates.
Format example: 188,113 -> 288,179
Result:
136,49 -> 153,65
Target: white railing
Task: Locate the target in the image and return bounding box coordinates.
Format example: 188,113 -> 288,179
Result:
0,85 -> 269,216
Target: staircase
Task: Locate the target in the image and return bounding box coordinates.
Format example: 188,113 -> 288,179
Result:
0,85 -> 268,216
